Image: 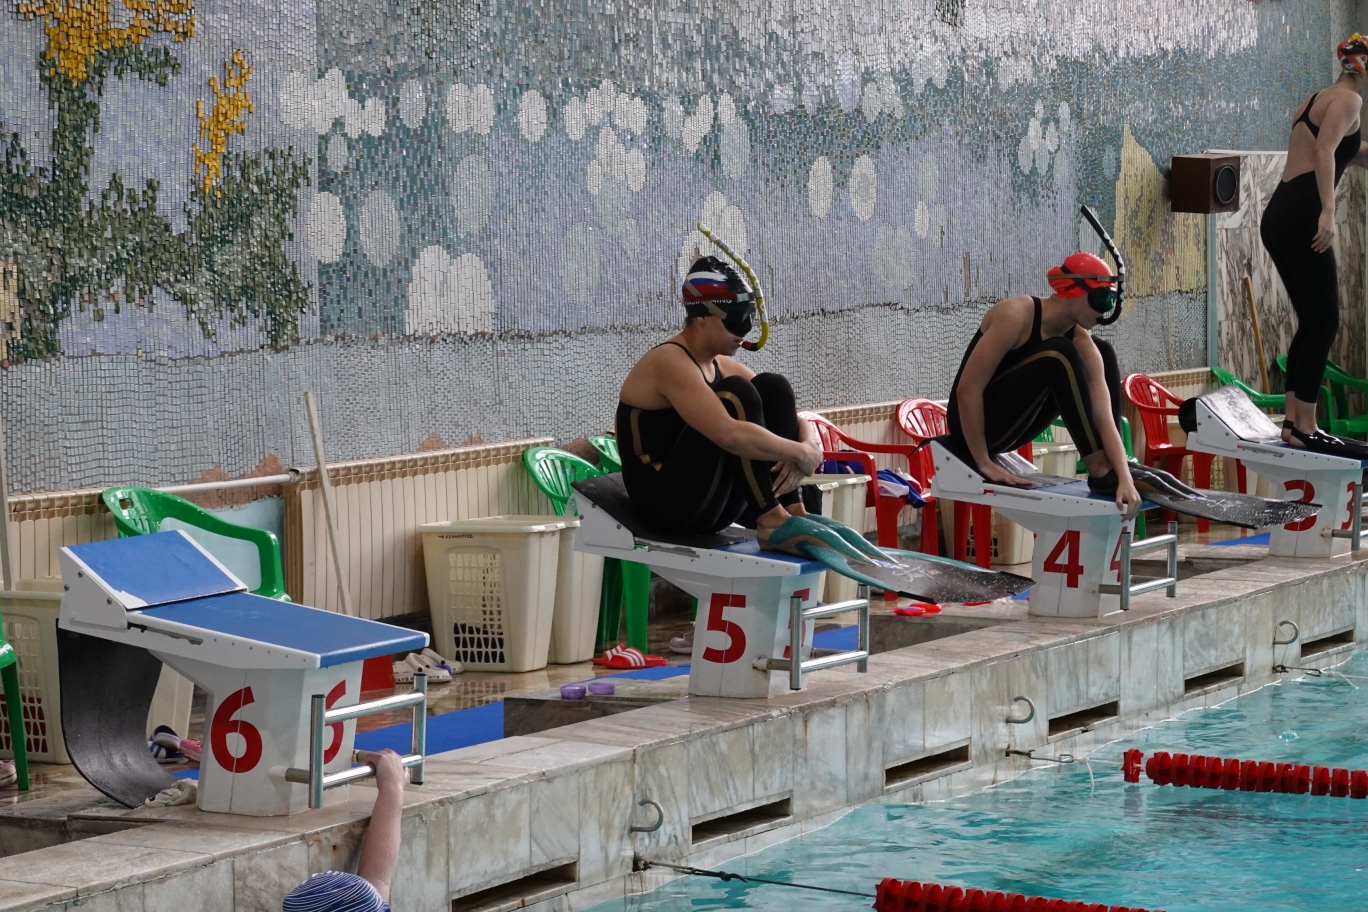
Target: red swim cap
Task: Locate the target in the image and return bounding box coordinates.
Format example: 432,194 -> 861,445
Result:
1047,252 -> 1117,299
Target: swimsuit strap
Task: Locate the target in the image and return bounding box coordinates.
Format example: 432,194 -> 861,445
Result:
1295,92 -> 1321,138
1029,296 -> 1043,345
657,340 -> 719,384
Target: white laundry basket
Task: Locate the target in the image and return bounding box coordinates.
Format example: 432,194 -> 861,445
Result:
547,518 -> 605,664
0,578 -> 69,763
804,474 -> 871,603
420,517 -> 565,673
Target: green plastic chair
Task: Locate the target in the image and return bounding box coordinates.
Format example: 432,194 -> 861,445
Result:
0,624 -> 29,790
587,435 -> 622,473
101,487 -> 288,600
1209,365 -> 1285,411
1318,363 -> 1368,440
522,448 -> 651,653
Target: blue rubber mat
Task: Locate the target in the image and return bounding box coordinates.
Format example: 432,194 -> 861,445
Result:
1210,532 -> 1270,546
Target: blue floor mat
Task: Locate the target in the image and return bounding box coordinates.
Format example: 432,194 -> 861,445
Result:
1210,531 -> 1270,546
813,625 -> 857,650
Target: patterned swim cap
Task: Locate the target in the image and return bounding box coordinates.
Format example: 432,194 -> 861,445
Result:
282,872 -> 388,912
1340,33 -> 1368,74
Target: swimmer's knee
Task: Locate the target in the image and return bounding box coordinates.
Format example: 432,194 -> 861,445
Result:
712,375 -> 765,423
749,372 -> 796,409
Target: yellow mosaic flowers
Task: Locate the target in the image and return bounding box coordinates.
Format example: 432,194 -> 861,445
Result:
194,49 -> 254,195
16,0 -> 194,83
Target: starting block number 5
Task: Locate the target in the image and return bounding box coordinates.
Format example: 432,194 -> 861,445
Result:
209,681 -> 349,774
1043,530 -> 1084,588
702,594 -> 747,664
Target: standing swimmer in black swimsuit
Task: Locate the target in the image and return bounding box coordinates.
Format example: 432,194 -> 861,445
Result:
617,256 -> 837,552
1261,34 -> 1368,453
944,252 -> 1142,517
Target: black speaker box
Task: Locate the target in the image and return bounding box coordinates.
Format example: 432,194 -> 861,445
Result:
1169,154 -> 1240,214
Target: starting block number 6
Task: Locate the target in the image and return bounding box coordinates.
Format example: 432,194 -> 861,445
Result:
1043,530 -> 1084,588
209,681 -> 349,774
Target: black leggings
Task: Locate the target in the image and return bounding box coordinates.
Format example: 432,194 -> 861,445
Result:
623,373 -> 802,535
1261,172 -> 1340,405
946,337 -> 1122,462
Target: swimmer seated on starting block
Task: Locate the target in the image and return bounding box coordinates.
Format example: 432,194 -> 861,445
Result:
944,252 -> 1145,516
281,750 -> 405,912
617,255 -> 838,554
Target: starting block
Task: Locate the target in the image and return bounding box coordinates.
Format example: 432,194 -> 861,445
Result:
1185,387 -> 1363,558
571,475 -> 869,699
59,531 -> 430,815
929,442 -> 1177,618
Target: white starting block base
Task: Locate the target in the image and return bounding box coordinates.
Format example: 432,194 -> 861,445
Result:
1187,389 -> 1364,559
929,443 -> 1174,619
60,532 -> 428,816
574,485 -> 868,699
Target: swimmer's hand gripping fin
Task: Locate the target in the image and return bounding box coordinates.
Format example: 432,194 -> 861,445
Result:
697,220 -> 768,351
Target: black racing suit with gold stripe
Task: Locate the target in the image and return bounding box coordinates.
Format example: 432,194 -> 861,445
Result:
945,297 -> 1122,466
616,343 -> 803,535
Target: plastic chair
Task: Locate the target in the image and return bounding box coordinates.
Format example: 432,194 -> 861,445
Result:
0,623 -> 29,791
1209,366 -> 1285,412
522,448 -> 650,653
587,435 -> 622,473
1123,374 -> 1217,532
102,487 -> 288,599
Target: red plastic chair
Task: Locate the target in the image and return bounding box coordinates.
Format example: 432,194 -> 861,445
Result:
799,411 -> 930,597
1124,373 -> 1216,532
894,399 -> 999,569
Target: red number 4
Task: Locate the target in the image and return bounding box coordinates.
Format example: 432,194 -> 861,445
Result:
1044,530 -> 1084,588
702,594 -> 747,664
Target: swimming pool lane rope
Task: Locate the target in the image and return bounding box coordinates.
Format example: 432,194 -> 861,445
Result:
636,860 -> 876,898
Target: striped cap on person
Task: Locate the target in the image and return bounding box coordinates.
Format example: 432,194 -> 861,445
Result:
282,872 -> 389,912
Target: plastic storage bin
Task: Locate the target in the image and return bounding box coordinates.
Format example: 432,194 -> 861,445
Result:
805,474 -> 871,603
0,579 -> 69,763
420,517 -> 565,672
547,518 -> 605,665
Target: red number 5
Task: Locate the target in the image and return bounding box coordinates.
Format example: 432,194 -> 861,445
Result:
211,686 -> 264,773
702,594 -> 747,664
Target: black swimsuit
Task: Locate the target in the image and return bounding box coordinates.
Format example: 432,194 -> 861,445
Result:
945,297 -> 1122,463
1260,92 -> 1362,404
616,342 -> 803,535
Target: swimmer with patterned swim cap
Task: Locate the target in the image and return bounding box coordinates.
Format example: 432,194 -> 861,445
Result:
617,253 -> 864,555
943,250 -> 1143,516
1258,34 -> 1368,457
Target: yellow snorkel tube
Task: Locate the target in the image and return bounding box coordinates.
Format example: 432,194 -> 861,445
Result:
696,221 -> 769,351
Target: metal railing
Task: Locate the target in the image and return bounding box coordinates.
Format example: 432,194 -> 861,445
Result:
1098,521 -> 1178,611
285,672 -> 427,809
753,584 -> 870,689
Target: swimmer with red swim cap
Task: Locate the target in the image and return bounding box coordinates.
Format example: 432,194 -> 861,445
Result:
944,250 -> 1143,517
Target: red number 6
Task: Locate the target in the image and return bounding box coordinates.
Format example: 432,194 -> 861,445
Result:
323,680 -> 347,764
210,686 -> 264,773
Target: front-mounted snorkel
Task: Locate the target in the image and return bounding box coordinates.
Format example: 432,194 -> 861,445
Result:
696,221 -> 769,351
1078,204 -> 1127,326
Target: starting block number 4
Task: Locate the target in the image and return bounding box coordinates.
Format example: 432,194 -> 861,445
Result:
1042,531 -> 1084,588
688,574 -> 822,698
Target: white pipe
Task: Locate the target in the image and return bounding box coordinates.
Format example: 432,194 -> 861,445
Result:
304,391 -> 356,617
157,472 -> 299,496
0,409 -> 11,592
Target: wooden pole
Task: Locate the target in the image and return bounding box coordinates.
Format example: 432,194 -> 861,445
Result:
1243,275 -> 1271,394
304,391 -> 355,617
0,408 -> 12,592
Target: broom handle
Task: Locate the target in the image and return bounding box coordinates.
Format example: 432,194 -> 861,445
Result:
1243,275 -> 1271,394
304,391 -> 355,617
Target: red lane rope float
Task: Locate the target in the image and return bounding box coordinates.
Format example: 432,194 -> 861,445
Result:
873,878 -> 1164,912
1126,749 -> 1368,798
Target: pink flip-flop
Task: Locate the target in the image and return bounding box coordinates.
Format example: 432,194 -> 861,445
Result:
592,645 -> 668,669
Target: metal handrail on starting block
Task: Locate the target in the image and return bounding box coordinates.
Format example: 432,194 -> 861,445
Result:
1098,521 -> 1178,611
753,585 -> 871,689
285,672 -> 428,809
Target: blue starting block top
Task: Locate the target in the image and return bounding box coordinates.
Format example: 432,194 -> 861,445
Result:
715,539 -> 827,575
62,531 -> 428,669
140,592 -> 427,667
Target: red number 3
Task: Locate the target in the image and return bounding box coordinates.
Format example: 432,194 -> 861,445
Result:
702,594 -> 747,664
210,687 -> 264,773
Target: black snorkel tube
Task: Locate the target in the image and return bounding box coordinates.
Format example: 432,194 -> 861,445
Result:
1078,204 -> 1127,326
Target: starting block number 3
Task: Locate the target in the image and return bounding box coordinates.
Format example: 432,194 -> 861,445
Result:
1282,480 -> 1357,533
209,681 -> 349,774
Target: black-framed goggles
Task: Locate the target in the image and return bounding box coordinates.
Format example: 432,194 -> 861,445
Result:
1055,272 -> 1121,315
685,295 -> 756,338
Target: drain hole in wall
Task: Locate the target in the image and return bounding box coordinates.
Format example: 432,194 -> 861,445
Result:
450,860 -> 578,912
1300,628 -> 1355,658
1184,661 -> 1245,695
690,798 -> 792,845
884,743 -> 971,789
1047,701 -> 1119,738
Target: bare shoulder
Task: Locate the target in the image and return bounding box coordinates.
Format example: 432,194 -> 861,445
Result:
621,340 -> 696,406
980,294 -> 1035,333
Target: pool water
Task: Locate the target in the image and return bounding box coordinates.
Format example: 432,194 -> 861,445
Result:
594,651 -> 1368,912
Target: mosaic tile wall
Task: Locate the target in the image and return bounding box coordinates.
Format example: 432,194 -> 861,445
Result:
0,0 -> 1357,492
